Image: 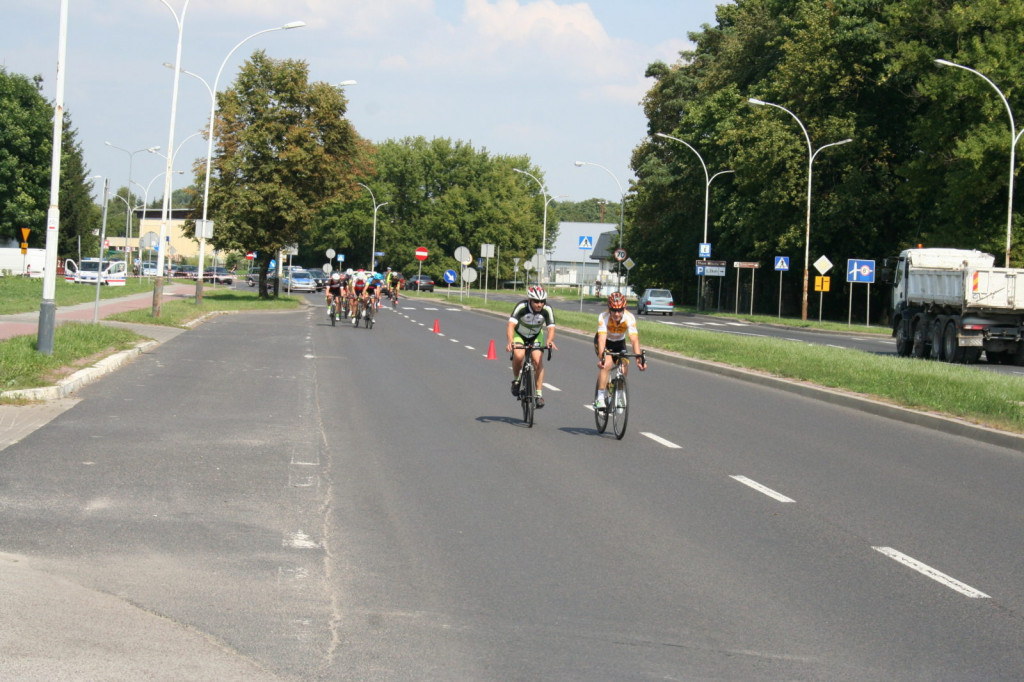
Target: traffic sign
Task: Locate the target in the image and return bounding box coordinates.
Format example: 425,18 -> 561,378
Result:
454,246 -> 472,265
733,261 -> 760,269
326,248 -> 336,259
20,227 -> 30,242
774,256 -> 790,271
846,259 -> 875,283
815,276 -> 831,292
696,265 -> 725,277
245,251 -> 255,260
415,246 -> 428,261
814,255 -> 833,275
699,242 -> 711,258
613,248 -> 627,262
578,235 -> 594,250
443,269 -> 458,284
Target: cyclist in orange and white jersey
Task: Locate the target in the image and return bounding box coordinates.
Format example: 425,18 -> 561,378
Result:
594,291 -> 646,408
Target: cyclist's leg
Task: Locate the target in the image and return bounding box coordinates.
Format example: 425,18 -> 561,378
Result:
534,331 -> 547,406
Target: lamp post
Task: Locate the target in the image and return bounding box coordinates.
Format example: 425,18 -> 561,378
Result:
153,0 -> 190,317
934,59 -> 1024,267
513,168 -> 555,283
36,0 -> 68,355
105,142 -> 159,275
575,160 -> 625,292
748,98 -> 851,320
358,183 -> 388,271
170,20 -> 305,303
132,170 -> 185,270
654,132 -> 734,310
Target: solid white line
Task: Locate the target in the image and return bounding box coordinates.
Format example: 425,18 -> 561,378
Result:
730,475 -> 795,503
641,432 -> 681,449
872,547 -> 990,598
542,383 -> 561,392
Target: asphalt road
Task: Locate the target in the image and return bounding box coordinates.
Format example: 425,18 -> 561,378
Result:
2,298 -> 1023,679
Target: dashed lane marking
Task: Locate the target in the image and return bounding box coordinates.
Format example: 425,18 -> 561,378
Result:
730,475 -> 795,503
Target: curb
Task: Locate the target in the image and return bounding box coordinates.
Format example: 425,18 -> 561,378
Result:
2,340 -> 159,402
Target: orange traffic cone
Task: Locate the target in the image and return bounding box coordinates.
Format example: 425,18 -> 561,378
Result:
433,319 -> 440,333
486,339 -> 497,360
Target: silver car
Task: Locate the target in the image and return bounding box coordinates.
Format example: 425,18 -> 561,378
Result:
637,288 -> 674,315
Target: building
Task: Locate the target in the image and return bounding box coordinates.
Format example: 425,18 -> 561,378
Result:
544,221 -> 633,296
105,207 -> 200,266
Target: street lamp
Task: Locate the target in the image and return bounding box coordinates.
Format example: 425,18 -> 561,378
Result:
934,59 -> 1024,267
105,142 -> 160,270
654,132 -> 734,309
170,20 -> 305,303
153,0 -> 190,317
748,98 -> 851,320
575,160 -> 625,292
358,183 -> 388,271
513,168 -> 564,284
132,170 -> 185,269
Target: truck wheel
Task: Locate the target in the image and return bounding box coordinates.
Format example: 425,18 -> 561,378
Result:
942,320 -> 964,363
911,320 -> 930,358
895,320 -> 912,356
930,316 -> 946,361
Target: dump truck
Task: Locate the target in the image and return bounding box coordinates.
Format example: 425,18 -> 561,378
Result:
883,248 -> 1024,364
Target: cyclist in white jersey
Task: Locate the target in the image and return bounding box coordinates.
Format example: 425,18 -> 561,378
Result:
594,291 -> 646,408
506,286 -> 557,408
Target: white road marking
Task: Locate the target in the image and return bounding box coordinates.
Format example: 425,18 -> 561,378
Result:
730,475 -> 795,503
872,547 -> 990,598
542,383 -> 561,392
641,432 -> 681,448
283,530 -> 320,549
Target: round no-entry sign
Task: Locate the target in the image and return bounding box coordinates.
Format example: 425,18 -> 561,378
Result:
415,247 -> 429,261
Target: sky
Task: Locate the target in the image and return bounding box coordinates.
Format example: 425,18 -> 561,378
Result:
2,0 -> 727,209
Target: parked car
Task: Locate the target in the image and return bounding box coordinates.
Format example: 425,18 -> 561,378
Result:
406,274 -> 434,292
279,268 -> 316,293
202,266 -> 234,285
637,288 -> 674,315
305,267 -> 327,291
141,261 -> 159,277
174,264 -> 197,278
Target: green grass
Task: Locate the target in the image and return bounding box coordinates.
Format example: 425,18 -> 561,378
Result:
107,289 -> 304,327
0,322 -> 142,393
0,277 -> 156,315
433,292 -> 1024,435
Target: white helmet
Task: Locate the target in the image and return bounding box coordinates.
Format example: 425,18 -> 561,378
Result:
346,269 -> 354,276
527,285 -> 547,301
331,272 -> 340,282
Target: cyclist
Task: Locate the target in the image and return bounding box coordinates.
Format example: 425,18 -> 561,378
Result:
325,272 -> 345,320
385,267 -> 400,303
594,291 -> 646,409
506,285 -> 557,408
350,268 -> 370,324
368,273 -> 384,309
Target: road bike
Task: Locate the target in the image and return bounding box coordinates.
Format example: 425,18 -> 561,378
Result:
594,350 -> 645,439
355,295 -> 375,329
388,286 -> 399,310
327,296 -> 340,327
511,341 -> 551,427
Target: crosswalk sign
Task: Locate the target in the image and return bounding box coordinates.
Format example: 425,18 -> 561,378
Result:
578,235 -> 594,250
774,256 -> 790,271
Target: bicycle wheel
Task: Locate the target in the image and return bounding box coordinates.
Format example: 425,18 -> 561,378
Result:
367,305 -> 374,329
594,382 -> 608,433
364,302 -> 373,328
611,375 -> 629,439
520,364 -> 535,427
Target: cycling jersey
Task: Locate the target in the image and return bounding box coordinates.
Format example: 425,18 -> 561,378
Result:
508,299 -> 555,340
596,310 -> 638,342
352,274 -> 368,292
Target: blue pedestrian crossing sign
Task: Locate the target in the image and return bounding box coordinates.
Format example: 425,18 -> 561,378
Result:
774,256 -> 790,271
578,235 -> 594,250
847,259 -> 875,283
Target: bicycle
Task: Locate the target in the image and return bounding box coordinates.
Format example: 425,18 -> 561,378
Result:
355,295 -> 375,329
594,350 -> 645,439
389,287 -> 399,310
510,341 -> 551,427
327,296 -> 338,327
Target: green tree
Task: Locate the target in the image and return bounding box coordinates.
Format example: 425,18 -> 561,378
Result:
311,136 -> 542,285
205,51 -> 364,297
0,69 -> 52,247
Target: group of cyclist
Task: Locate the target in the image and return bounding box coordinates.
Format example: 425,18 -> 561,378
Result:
325,266 -> 403,324
506,285 -> 646,411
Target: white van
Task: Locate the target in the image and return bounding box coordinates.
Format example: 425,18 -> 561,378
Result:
64,258 -> 128,286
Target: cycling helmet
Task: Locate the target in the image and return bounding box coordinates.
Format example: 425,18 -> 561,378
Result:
331,272 -> 340,282
346,269 -> 354,276
527,286 -> 547,301
607,292 -> 626,310
374,273 -> 384,281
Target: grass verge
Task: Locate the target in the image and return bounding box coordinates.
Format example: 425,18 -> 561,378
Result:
107,289 -> 305,326
434,292 -> 1024,435
0,322 -> 142,395
0,277 -> 155,315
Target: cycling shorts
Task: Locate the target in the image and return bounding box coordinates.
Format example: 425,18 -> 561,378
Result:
594,333 -> 626,355
513,330 -> 546,348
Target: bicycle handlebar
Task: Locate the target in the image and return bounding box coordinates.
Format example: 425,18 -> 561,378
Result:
602,349 -> 647,365
510,342 -> 553,361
